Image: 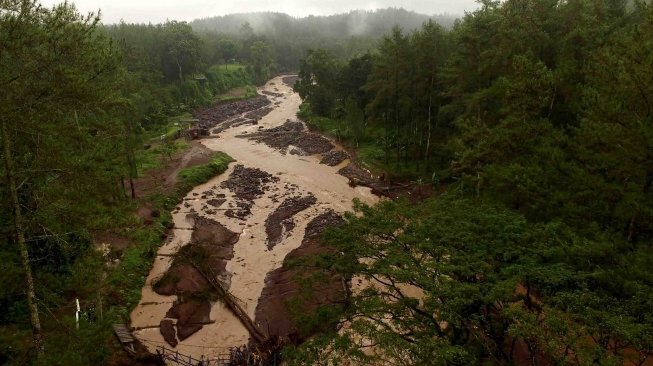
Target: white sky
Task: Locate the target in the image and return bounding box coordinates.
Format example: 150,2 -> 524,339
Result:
39,0 -> 480,24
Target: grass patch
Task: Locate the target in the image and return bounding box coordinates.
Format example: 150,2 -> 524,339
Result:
358,144 -> 385,165
135,139 -> 189,175
136,110 -> 197,174
215,85 -> 257,103
135,145 -> 164,172
209,63 -> 247,72
115,151 -> 234,307
307,115 -> 340,135
178,152 -> 234,191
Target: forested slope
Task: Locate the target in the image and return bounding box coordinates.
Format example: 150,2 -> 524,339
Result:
191,8 -> 458,71
191,8 -> 457,36
289,0 -> 653,364
2,2 -> 433,363
0,2 -> 253,364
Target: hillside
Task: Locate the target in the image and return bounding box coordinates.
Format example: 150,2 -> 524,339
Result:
190,8 -> 458,37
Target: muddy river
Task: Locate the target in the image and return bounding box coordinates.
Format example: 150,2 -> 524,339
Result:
130,76 -> 379,360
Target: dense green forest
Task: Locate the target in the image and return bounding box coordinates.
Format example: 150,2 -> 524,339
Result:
0,1 -> 256,364
289,0 -> 653,364
1,0 -> 653,365
190,9 -> 457,35
190,9 -> 457,70
0,1 -> 448,364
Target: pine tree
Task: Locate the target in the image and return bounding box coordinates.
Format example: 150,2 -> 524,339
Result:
0,0 -> 127,354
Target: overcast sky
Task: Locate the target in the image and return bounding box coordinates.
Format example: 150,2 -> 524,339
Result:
39,0 -> 480,24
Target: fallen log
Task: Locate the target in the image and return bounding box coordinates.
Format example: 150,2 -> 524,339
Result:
188,261 -> 267,344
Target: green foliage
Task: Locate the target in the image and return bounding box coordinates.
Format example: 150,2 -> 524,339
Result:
178,152 -> 234,191
38,318 -> 114,365
103,24 -> 255,132
0,2 -> 240,363
296,21 -> 451,176
2,0 -> 653,364
291,1 -> 653,364
249,40 -> 276,85
289,197 -> 653,365
295,49 -> 342,116
215,85 -> 257,103
191,9 -> 458,71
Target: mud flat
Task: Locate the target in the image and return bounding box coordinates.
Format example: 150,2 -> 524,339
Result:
130,76 -> 378,361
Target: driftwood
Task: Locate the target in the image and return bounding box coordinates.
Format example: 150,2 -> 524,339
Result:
131,320 -> 216,331
188,261 -> 267,344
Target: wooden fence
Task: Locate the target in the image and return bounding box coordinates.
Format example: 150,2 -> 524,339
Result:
155,346 -> 280,366
156,346 -> 229,366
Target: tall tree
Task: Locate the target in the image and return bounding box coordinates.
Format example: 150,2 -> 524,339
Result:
0,0 -> 125,354
575,3 -> 653,240
294,49 -> 341,116
410,20 -> 450,169
161,21 -> 203,82
250,40 -> 274,85
366,26 -> 412,164
218,38 -> 238,66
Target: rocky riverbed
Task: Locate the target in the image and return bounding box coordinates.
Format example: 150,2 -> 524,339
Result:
130,76 -> 378,361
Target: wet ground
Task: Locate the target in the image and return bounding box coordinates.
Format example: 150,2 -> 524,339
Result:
130,76 -> 378,361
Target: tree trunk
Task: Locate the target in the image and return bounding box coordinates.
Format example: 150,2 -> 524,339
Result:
130,176 -> 136,200
124,139 -> 137,199
120,176 -> 126,197
425,75 -> 434,169
394,50 -> 401,164
176,57 -> 183,83
1,121 -> 45,356
627,206 -> 640,243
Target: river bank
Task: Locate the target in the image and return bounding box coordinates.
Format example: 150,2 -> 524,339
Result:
129,75 -> 379,361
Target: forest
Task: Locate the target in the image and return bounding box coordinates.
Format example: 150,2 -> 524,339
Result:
289,0 -> 653,364
1,0 -> 652,365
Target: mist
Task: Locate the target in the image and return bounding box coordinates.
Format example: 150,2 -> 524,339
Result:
190,9 -> 460,37
38,0 -> 480,24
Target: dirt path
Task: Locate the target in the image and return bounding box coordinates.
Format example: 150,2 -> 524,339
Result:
130,76 -> 378,361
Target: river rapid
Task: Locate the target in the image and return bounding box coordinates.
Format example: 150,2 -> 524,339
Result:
129,76 -> 378,360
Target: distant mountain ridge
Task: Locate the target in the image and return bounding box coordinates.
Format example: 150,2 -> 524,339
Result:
190,8 -> 459,37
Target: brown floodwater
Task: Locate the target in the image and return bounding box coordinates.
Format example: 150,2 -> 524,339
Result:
129,76 -> 378,360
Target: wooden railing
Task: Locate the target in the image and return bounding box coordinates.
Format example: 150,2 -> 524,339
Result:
155,346 -> 280,366
156,346 -> 230,366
